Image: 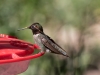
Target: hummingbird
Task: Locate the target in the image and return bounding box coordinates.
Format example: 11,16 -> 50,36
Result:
18,23 -> 69,57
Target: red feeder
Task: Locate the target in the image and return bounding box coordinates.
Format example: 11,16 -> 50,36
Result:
0,34 -> 45,75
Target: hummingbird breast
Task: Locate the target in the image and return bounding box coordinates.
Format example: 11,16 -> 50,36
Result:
33,33 -> 46,52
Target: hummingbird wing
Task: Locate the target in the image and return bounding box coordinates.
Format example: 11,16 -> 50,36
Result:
39,34 -> 69,57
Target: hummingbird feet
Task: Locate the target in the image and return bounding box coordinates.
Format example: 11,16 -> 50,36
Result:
46,49 -> 51,53
39,50 -> 46,54
39,49 -> 51,53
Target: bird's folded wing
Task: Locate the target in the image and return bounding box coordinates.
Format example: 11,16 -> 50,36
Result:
42,37 -> 62,54
39,34 -> 68,56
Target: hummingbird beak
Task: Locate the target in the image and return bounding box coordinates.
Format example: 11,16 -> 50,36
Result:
17,27 -> 29,31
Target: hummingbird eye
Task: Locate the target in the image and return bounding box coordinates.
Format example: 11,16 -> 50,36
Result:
34,25 -> 38,28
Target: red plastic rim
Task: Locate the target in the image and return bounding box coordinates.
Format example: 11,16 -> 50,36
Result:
0,34 -> 45,64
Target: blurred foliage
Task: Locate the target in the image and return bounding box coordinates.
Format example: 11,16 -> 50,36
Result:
0,0 -> 100,75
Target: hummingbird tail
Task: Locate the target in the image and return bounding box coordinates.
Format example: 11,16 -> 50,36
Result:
66,54 -> 69,57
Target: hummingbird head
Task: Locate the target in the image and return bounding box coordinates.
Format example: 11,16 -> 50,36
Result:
29,23 -> 43,32
18,23 -> 43,34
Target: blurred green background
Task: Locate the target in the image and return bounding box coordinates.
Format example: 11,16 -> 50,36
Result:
0,0 -> 100,75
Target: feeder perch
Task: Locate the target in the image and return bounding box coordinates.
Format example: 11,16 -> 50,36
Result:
0,34 -> 45,75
